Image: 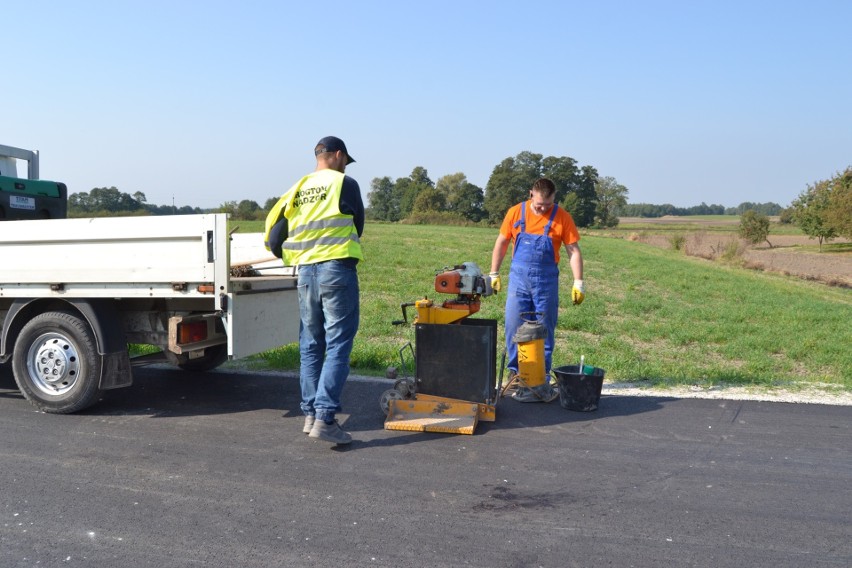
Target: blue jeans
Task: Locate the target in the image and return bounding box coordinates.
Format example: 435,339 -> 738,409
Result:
297,260 -> 360,423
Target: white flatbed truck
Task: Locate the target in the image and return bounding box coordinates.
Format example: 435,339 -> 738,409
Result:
0,213 -> 299,413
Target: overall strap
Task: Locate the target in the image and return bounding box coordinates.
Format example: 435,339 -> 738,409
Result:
512,200 -> 529,233
543,203 -> 558,236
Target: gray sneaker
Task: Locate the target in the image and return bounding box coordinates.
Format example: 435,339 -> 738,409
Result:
303,415 -> 316,434
309,420 -> 352,445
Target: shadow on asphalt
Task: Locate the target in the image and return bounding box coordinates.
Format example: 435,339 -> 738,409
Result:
0,365 -> 24,403
0,364 -> 670,438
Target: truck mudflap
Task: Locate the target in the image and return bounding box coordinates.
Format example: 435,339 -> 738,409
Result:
71,300 -> 133,389
100,350 -> 133,389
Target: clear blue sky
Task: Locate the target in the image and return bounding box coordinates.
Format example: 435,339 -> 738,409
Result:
5,1 -> 851,210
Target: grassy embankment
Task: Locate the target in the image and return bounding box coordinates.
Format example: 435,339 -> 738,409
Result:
234,220 -> 851,392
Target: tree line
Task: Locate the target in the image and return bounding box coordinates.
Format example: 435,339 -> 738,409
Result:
65,150 -> 631,229
67,187 -> 278,221
365,151 -> 614,228
620,201 -> 783,217
64,158 -> 850,244
68,187 -> 204,217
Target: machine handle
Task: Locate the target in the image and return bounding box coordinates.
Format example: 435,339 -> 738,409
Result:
398,343 -> 416,381
392,302 -> 417,326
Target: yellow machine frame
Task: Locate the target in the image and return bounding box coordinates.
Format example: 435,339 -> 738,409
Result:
384,264 -> 498,435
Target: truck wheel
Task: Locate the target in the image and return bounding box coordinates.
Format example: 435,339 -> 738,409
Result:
177,344 -> 228,372
12,311 -> 103,414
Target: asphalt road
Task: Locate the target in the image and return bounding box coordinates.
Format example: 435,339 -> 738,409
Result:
1,364 -> 850,568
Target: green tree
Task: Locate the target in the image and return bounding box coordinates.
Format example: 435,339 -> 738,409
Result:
792,179 -> 837,250
484,157 -> 528,224
594,176 -> 629,228
561,192 -> 580,220
395,167 -> 434,218
737,202 -> 782,216
218,201 -> 239,218
236,199 -> 261,220
484,152 -> 595,225
619,203 -> 678,217
68,187 -> 145,215
541,155 -> 580,191
570,165 -> 599,227
437,173 -> 484,222
823,167 -> 852,239
88,187 -> 122,211
91,187 -> 144,212
366,176 -> 399,221
738,210 -> 771,247
394,177 -> 414,217
263,197 -> 280,211
412,187 -> 447,213
68,191 -> 91,213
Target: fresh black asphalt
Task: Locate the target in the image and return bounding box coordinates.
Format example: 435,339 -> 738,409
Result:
1,364 -> 850,567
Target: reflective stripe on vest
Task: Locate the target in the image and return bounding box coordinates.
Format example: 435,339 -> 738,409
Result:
275,169 -> 363,266
281,232 -> 360,251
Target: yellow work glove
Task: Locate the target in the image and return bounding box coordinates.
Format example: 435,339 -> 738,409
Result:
489,272 -> 501,293
571,280 -> 585,305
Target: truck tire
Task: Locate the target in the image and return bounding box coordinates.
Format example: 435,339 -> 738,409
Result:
12,311 -> 103,414
176,344 -> 228,372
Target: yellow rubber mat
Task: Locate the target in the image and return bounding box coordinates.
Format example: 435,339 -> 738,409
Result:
385,399 -> 480,435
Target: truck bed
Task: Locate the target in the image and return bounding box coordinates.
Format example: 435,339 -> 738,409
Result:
0,214 -> 229,298
0,213 -> 299,359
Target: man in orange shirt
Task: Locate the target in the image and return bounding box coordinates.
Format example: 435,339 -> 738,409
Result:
490,178 -> 585,401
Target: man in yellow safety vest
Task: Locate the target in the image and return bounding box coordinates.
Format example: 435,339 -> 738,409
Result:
265,136 -> 364,445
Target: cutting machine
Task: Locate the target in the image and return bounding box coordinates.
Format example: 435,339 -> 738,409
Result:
382,262 -> 500,435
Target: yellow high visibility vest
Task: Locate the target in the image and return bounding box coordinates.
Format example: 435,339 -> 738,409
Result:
264,169 -> 363,266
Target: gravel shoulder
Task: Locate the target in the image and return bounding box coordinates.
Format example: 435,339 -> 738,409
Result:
600,381 -> 852,406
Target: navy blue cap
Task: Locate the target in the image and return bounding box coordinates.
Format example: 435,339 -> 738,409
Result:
314,136 -> 355,165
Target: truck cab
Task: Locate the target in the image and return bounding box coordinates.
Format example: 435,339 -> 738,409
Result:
0,144 -> 68,220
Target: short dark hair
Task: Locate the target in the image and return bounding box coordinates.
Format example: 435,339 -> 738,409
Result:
531,178 -> 556,197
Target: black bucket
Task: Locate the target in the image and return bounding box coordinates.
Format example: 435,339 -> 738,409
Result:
553,365 -> 605,412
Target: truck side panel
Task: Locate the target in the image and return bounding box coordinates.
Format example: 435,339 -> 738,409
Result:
1,213 -> 299,367
0,214 -> 224,292
228,279 -> 300,359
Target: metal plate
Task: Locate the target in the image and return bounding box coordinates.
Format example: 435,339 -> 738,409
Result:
414,318 -> 497,404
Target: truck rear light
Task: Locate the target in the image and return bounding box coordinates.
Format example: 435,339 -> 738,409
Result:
178,321 -> 208,344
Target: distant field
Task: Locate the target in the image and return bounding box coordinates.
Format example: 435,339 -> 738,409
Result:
620,215 -> 741,224
239,222 -> 851,392
600,215 -> 851,288
615,215 -> 803,235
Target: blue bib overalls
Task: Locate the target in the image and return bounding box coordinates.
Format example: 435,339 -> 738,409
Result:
505,201 -> 560,375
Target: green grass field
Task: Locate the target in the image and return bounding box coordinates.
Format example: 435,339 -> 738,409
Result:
239,222 -> 851,391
